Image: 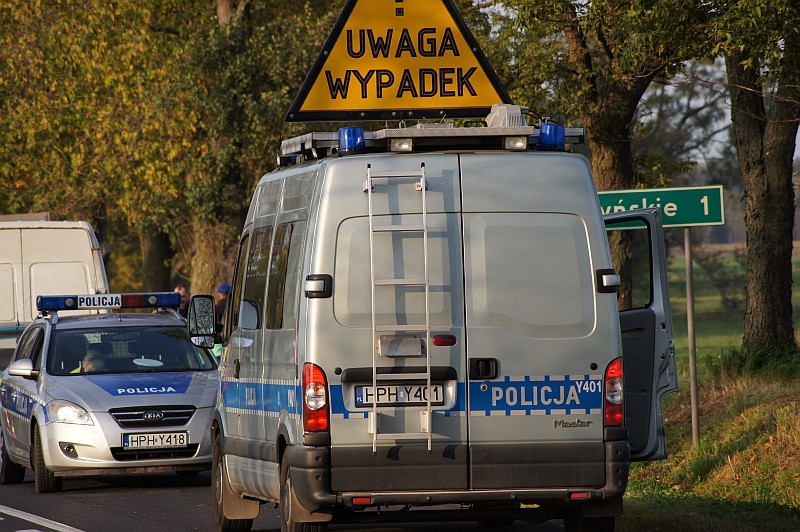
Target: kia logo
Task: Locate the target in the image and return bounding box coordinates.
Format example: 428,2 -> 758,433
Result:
143,410 -> 165,421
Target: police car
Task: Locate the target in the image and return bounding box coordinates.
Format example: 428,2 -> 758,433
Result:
0,292 -> 218,493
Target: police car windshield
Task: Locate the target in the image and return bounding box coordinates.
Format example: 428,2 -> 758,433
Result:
47,327 -> 216,376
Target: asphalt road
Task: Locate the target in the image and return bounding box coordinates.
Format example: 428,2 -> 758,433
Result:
0,470 -> 566,532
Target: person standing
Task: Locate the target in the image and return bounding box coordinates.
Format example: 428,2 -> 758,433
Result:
215,283 -> 230,333
174,284 -> 190,318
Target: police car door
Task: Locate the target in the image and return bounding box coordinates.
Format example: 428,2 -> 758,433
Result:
604,208 -> 678,461
1,324 -> 45,461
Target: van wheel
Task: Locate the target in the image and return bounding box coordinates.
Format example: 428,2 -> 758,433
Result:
0,430 -> 26,484
564,516 -> 615,532
212,431 -> 252,532
33,428 -> 61,493
280,453 -> 326,532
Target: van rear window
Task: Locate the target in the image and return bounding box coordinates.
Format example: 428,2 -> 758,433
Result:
464,213 -> 595,338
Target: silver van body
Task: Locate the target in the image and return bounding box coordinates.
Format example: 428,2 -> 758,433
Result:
212,122 -> 677,530
0,221 -> 109,368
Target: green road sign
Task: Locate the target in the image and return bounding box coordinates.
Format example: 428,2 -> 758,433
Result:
599,185 -> 724,228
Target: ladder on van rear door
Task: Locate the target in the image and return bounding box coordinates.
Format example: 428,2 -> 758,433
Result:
364,163 -> 433,453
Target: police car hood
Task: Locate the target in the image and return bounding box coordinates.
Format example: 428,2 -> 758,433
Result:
47,371 -> 218,410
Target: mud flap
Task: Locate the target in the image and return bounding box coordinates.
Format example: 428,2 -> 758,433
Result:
289,473 -> 333,523
222,459 -> 260,520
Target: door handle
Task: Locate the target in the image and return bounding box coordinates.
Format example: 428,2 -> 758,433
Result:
469,358 -> 498,380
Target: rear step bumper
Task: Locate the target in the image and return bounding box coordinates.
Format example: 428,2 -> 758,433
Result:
288,440 -> 629,511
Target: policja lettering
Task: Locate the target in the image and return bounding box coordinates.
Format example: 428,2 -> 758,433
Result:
326,27 -> 477,99
117,386 -> 178,395
491,383 -> 582,407
78,294 -> 122,308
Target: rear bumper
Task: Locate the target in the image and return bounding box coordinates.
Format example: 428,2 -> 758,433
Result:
288,439 -> 630,514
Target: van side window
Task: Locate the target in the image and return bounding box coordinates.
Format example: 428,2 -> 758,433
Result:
227,234 -> 250,333
264,220 -> 307,330
241,226 -> 272,330
281,220 -> 306,330
266,223 -> 292,329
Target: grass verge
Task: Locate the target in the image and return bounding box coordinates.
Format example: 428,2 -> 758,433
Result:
619,373 -> 800,530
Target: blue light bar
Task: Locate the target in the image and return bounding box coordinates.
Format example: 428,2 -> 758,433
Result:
37,295 -> 80,311
539,121 -> 566,151
37,292 -> 181,312
338,127 -> 365,154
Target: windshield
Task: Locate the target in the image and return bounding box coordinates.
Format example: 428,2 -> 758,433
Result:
47,326 -> 217,376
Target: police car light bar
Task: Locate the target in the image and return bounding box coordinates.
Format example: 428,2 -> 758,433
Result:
37,292 -> 181,312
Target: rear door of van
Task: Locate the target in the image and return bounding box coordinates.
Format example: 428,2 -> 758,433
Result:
604,209 -> 677,461
20,224 -> 108,321
0,228 -> 23,357
460,153 -> 620,489
326,154 -> 470,491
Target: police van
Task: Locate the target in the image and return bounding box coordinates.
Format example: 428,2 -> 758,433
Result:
208,104 -> 677,532
207,1 -> 677,530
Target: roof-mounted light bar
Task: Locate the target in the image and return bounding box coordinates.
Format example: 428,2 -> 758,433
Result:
37,292 -> 181,312
277,104 -> 585,166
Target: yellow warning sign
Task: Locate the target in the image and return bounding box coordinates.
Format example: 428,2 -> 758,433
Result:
285,0 -> 511,122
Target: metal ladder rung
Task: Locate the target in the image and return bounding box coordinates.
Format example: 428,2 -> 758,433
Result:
375,325 -> 428,332
369,170 -> 425,179
373,224 -> 425,232
374,278 -> 427,286
375,373 -> 430,381
375,432 -> 429,440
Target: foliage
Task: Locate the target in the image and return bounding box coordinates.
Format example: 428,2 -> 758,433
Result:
691,244 -> 746,310
0,0 -> 797,316
632,61 -> 733,188
498,0 -> 712,121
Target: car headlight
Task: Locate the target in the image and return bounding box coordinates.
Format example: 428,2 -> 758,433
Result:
47,400 -> 94,426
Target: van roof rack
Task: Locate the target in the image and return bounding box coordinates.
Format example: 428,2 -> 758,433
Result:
278,104 -> 585,166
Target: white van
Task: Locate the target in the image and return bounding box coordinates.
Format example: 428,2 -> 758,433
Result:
0,221 -> 109,368
210,107 -> 677,532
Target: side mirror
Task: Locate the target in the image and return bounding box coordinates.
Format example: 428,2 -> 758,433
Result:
187,295 -> 215,348
8,358 -> 38,380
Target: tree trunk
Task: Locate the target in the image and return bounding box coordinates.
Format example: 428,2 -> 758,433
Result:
190,218 -> 229,296
140,228 -> 172,292
726,44 -> 800,356
582,86 -> 650,309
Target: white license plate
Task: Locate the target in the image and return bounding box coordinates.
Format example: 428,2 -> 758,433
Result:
355,384 -> 444,407
122,432 -> 188,449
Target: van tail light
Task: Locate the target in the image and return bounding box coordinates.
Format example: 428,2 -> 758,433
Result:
302,363 -> 330,432
604,357 -> 624,427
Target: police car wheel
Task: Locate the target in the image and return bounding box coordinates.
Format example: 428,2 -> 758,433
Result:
212,431 -> 252,532
280,453 -> 325,532
33,428 -> 61,493
0,431 -> 26,484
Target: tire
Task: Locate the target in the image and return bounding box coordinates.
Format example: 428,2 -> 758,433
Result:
0,430 -> 26,484
280,453 -> 326,532
33,428 -> 61,493
564,516 -> 616,532
212,431 -> 252,532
